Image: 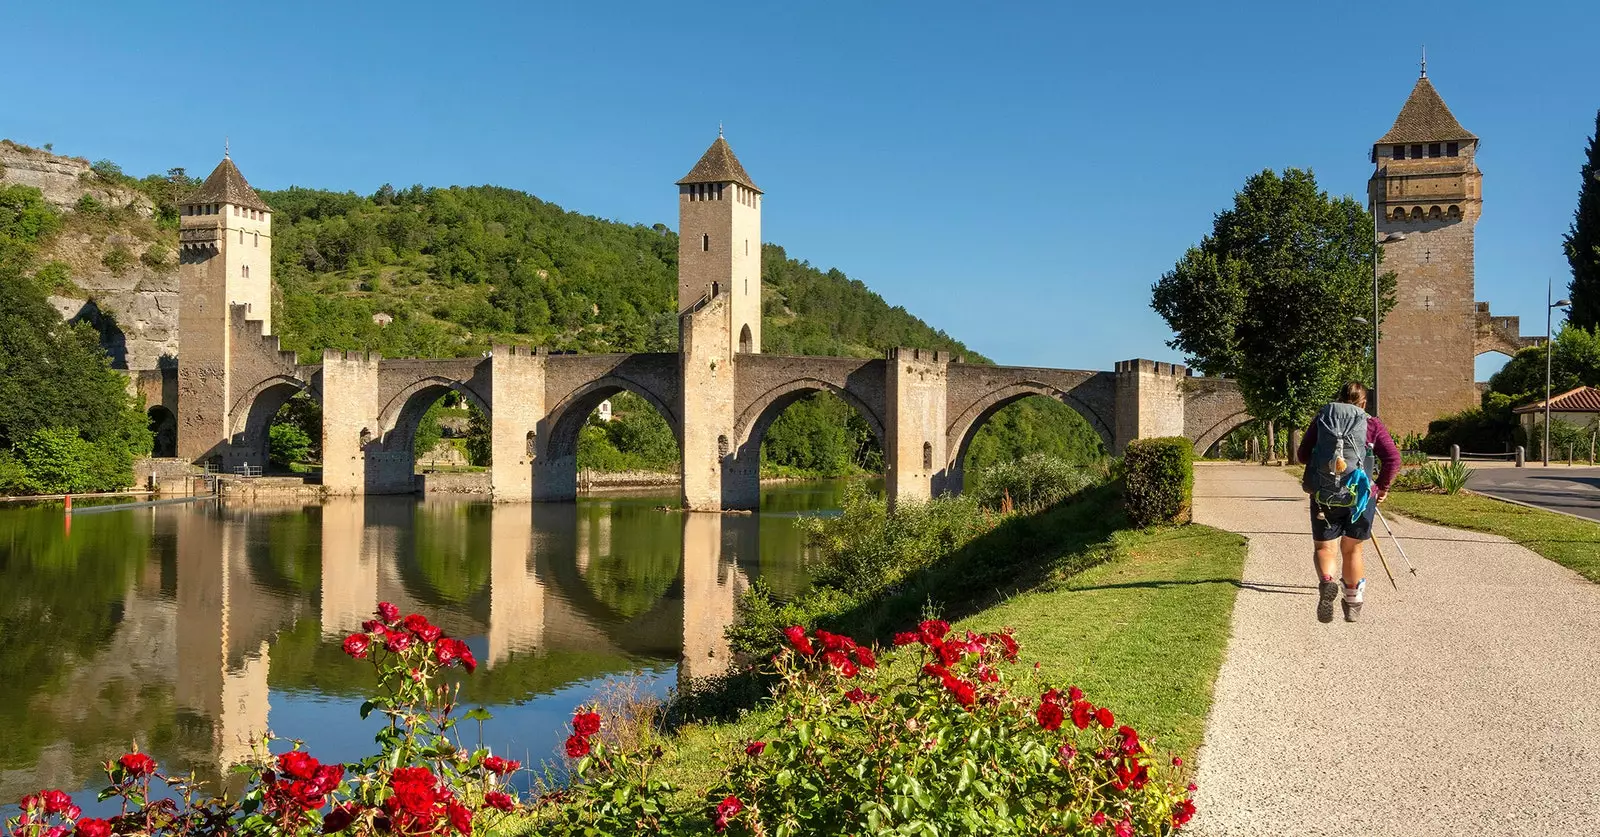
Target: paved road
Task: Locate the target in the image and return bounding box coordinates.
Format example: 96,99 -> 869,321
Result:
1466,465 -> 1600,521
1188,463 -> 1600,836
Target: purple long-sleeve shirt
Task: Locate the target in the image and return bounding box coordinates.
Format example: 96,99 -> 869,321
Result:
1296,414 -> 1402,492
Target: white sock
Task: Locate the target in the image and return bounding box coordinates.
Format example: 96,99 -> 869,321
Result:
1342,578 -> 1366,603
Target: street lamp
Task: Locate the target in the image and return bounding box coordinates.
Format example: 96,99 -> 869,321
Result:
1544,278 -> 1573,466
1370,230 -> 1406,415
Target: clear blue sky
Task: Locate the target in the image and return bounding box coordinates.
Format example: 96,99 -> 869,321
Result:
6,1 -> 1595,376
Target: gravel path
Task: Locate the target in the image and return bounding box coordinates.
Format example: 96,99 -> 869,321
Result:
1188,463 -> 1600,836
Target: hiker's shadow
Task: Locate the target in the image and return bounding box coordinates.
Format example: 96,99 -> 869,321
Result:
1067,578 -> 1316,596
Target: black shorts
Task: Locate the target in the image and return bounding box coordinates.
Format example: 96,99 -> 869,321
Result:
1310,499 -> 1374,542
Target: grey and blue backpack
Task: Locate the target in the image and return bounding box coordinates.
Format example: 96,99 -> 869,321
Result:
1303,402 -> 1371,508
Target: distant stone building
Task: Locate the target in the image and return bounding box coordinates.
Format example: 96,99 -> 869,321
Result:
372,312 -> 393,326
1513,387 -> 1600,436
1368,65 -> 1537,437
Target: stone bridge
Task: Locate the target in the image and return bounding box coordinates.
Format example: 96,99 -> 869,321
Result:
149,143 -> 1251,509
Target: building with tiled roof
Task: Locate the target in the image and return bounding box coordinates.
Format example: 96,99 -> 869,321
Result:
1376,76 -> 1478,145
1513,386 -> 1600,434
677,136 -> 760,193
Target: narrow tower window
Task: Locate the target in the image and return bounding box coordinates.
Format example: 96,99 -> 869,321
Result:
702,234 -> 710,252
1410,144 -> 1423,159
739,324 -> 752,354
1393,145 -> 1405,159
922,442 -> 933,471
718,435 -> 730,458
1428,143 -> 1441,157
242,265 -> 250,278
1446,142 -> 1459,157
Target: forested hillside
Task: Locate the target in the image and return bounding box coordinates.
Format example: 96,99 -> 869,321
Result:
2,142 -> 1104,480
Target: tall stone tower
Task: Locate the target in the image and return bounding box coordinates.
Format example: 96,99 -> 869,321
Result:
677,133 -> 762,354
1368,68 -> 1482,436
175,154 -> 276,461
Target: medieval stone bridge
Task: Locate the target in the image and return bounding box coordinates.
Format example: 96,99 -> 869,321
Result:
143,142 -> 1251,509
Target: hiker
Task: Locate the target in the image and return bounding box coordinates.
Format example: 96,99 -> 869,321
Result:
1296,382 -> 1400,623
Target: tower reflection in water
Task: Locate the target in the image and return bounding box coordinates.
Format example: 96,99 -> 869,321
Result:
0,494 -> 773,804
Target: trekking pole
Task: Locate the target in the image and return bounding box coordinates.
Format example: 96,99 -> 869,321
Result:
1367,525 -> 1400,591
1374,507 -> 1417,576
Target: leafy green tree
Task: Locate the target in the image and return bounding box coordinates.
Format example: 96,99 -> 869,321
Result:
412,397 -> 446,458
1152,168 -> 1393,427
1486,325 -> 1600,404
269,422 -> 314,467
463,404 -> 491,466
1566,110 -> 1600,330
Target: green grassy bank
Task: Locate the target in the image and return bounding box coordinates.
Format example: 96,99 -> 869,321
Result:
1384,488 -> 1600,584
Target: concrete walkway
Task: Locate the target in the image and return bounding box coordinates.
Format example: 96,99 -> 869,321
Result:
1189,463 -> 1600,836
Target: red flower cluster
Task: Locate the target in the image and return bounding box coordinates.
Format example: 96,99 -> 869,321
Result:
117,751 -> 156,777
345,603 -> 478,674
382,766 -> 473,835
712,794 -> 743,832
264,750 -> 344,815
75,819 -> 111,837
744,741 -> 766,757
920,662 -> 977,707
564,708 -> 603,759
483,792 -> 515,813
780,626 -> 878,677
482,755 -> 520,776
19,789 -> 81,825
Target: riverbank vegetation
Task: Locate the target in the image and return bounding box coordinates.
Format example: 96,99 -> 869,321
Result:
0,185 -> 150,495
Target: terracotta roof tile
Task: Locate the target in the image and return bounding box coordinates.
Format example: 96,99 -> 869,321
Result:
184,157 -> 272,212
1513,386 -> 1600,413
1376,76 -> 1477,145
677,137 -> 760,192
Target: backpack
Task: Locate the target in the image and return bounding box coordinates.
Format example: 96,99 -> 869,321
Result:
1303,402 -> 1371,508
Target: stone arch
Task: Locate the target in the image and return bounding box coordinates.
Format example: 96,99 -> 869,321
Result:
943,382 -> 1113,495
1428,205 -> 1443,220
537,375 -> 682,501
1448,204 -> 1462,220
1410,206 -> 1423,221
726,378 -> 887,508
739,324 -> 753,354
1392,206 -> 1407,222
228,375 -> 318,469
1192,411 -> 1253,456
148,405 -> 177,458
375,376 -> 491,452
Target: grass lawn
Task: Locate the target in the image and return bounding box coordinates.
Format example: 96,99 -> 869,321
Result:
1383,488 -> 1600,584
656,515 -> 1246,796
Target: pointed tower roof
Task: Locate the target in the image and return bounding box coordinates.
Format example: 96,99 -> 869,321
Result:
677,136 -> 760,193
1376,76 -> 1477,145
185,156 -> 273,212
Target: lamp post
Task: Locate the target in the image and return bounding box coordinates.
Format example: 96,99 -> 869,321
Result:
1370,229 -> 1406,415
1544,279 -> 1573,466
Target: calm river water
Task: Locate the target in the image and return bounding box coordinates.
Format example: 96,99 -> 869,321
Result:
0,479 -> 868,805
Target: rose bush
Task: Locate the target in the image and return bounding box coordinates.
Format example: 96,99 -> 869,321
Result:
5,610 -> 1195,836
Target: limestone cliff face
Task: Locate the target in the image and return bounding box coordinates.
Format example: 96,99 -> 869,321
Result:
3,140 -> 178,371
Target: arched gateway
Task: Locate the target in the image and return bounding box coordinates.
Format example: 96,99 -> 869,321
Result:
166,140 -> 1249,507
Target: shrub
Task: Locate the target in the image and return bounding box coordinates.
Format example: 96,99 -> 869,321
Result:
101,244 -> 134,275
1421,407 -> 1518,456
269,422 -> 315,467
969,453 -> 1101,511
804,487 -> 996,599
706,623 -> 1196,835
1416,461 -> 1472,495
1123,437 -> 1194,527
1528,418 -> 1594,461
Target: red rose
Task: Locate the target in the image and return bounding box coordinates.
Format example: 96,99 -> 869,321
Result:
41,790 -> 72,815
564,735 -> 591,758
1068,685 -> 1084,702
1172,798 -> 1196,828
892,632 -> 919,646
1090,811 -> 1107,826
713,795 -> 743,832
435,639 -> 458,666
1070,700 -> 1093,730
361,619 -> 384,633
1041,688 -> 1062,704
119,751 -> 157,776
459,644 -> 477,674
483,755 -> 520,775
1036,701 -> 1064,731
937,642 -> 963,666
917,619 -> 950,644
387,767 -> 441,821
1173,756 -> 1183,767
975,664 -> 999,683
922,662 -> 950,680
384,633 -> 412,654
322,802 -> 361,834
483,791 -> 514,812
852,645 -> 876,669
844,687 -> 868,704
447,800 -> 472,834
995,631 -> 1019,660
1115,816 -> 1133,837
312,764 -> 345,795
75,820 -> 111,837
572,711 -> 602,738
744,741 -> 765,757
415,624 -> 442,643
1057,743 -> 1077,765
1188,782 -> 1198,792
342,633 -> 370,659
1096,707 -> 1115,729
815,629 -> 854,652
377,602 -> 400,623
278,750 -> 320,781
944,677 -> 976,707
781,625 -> 815,656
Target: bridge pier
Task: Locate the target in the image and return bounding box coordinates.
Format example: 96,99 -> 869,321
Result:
490,347 -> 544,502
680,293 -> 739,511
321,351 -> 383,495
885,348 -> 952,511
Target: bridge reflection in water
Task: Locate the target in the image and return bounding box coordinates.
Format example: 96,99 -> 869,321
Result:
0,485 -> 834,806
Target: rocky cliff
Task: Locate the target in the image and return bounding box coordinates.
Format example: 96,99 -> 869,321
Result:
2,141 -> 179,371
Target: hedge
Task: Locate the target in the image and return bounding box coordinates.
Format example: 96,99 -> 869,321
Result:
1123,437 -> 1194,527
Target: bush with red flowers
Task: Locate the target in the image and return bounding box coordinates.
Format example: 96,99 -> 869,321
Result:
707,621 -> 1197,835
2,603 -> 522,837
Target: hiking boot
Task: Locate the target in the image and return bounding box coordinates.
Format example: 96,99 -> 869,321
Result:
1317,580 -> 1339,623
1342,598 -> 1363,622
1342,578 -> 1366,623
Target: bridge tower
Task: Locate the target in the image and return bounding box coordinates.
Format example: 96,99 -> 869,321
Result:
1368,65 -> 1482,436
174,153 -> 276,462
678,133 -> 762,510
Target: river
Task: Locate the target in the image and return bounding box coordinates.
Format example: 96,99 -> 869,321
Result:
0,479 -> 872,805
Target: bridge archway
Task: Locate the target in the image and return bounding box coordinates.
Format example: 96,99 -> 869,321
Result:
729,378 -> 886,506
368,376 -> 493,493
229,375 -> 319,473
538,376 -> 683,501
1193,411 -> 1253,457
945,382 -> 1114,495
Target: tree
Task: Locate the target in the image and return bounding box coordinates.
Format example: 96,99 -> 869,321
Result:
1567,110 -> 1600,330
1152,168 -> 1394,427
